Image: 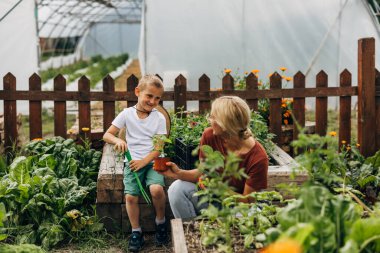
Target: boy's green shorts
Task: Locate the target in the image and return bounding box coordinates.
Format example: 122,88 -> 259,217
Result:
123,162 -> 165,196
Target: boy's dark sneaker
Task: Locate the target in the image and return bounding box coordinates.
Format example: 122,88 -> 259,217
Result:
128,231 -> 144,252
155,223 -> 169,246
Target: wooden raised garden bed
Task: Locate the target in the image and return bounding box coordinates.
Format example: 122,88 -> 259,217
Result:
96,142 -> 306,233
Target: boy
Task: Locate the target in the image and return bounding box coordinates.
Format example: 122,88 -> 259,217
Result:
103,75 -> 169,252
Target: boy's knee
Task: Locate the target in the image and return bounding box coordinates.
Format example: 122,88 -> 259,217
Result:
149,184 -> 165,199
125,194 -> 139,204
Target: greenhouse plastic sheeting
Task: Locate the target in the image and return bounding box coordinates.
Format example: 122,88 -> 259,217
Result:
139,0 -> 380,94
0,0 -> 39,89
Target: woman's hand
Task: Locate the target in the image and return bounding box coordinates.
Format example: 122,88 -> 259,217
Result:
158,162 -> 181,179
114,139 -> 127,153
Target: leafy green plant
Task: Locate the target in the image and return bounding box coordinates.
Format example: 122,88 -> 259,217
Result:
152,134 -> 172,157
195,145 -> 282,252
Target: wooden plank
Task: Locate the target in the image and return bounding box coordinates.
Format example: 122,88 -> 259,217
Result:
339,69 -> 352,147
293,71 -> 305,141
269,72 -> 282,145
96,203 -> 122,232
246,73 -> 258,111
3,73 -> 17,152
78,76 -> 91,143
222,73 -> 234,91
0,86 -> 359,101
127,74 -> 138,108
171,219 -> 188,253
103,75 -> 115,132
199,74 -> 210,113
29,73 -> 42,140
376,69 -> 380,151
97,143 -> 124,203
54,74 -> 66,138
121,202 -> 174,232
315,71 -> 328,136
174,74 -> 187,115
358,38 -> 376,156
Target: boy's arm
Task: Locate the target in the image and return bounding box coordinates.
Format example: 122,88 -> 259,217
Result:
103,125 -> 127,152
129,150 -> 160,171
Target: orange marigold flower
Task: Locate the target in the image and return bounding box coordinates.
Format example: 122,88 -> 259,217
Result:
284,112 -> 290,118
285,77 -> 292,82
284,119 -> 289,125
32,138 -> 43,141
281,75 -> 286,79
329,131 -> 337,137
82,127 -> 90,132
251,69 -> 260,74
268,73 -> 273,78
281,103 -> 287,108
261,239 -> 302,253
224,69 -> 232,74
280,67 -> 287,72
356,143 -> 360,147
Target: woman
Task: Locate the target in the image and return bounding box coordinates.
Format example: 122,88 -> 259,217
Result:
161,96 -> 268,219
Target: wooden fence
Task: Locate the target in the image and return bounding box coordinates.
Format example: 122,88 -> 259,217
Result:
1,38 -> 380,157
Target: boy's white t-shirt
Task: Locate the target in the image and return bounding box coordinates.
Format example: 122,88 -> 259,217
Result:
112,107 -> 167,160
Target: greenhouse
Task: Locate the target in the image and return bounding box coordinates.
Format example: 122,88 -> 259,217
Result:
0,0 -> 380,252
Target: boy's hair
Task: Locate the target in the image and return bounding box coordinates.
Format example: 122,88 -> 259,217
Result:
138,74 -> 164,91
211,96 -> 252,140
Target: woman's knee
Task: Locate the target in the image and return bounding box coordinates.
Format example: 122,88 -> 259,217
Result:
168,180 -> 193,203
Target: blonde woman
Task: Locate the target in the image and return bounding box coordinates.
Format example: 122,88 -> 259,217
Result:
160,96 -> 268,219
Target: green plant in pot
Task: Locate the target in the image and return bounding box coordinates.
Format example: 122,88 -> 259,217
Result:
153,134 -> 172,172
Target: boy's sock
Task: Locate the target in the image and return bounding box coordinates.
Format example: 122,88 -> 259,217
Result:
155,217 -> 166,225
132,227 -> 142,233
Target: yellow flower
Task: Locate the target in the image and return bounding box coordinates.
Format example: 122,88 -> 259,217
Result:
224,69 -> 232,74
285,77 -> 292,82
346,146 -> 351,151
261,239 -> 302,253
280,67 -> 287,72
82,127 -> 90,132
281,75 -> 286,79
251,69 -> 260,74
67,129 -> 75,134
356,143 -> 360,147
67,209 -> 82,219
244,71 -> 248,75
329,131 -> 337,137
341,140 -> 347,144
32,138 -> 43,141
258,81 -> 263,86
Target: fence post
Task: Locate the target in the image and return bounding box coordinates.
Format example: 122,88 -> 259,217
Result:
3,73 -> 17,154
358,38 -> 376,157
269,72 -> 282,145
339,69 -> 351,148
222,73 -> 234,91
376,69 -> 380,152
174,74 -> 187,116
54,74 -> 67,138
246,73 -> 258,111
127,74 -> 138,108
199,74 -> 210,114
29,73 -> 42,140
293,71 -> 305,141
103,75 -> 115,133
78,76 -> 91,143
315,71 -> 328,137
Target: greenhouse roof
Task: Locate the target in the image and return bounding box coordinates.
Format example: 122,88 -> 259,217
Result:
37,0 -> 142,37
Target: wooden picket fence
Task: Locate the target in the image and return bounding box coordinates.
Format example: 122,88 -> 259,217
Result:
1,38 -> 380,157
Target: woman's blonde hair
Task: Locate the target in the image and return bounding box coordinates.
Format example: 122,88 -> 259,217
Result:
211,96 -> 252,140
138,74 -> 164,91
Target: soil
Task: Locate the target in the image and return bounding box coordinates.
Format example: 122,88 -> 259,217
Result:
183,220 -> 259,253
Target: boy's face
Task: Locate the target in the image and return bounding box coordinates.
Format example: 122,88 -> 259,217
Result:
135,85 -> 163,112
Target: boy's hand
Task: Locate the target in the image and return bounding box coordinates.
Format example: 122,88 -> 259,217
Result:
158,162 -> 180,179
114,139 -> 127,153
129,159 -> 148,172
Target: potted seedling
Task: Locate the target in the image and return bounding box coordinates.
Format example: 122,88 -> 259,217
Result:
153,134 -> 172,172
